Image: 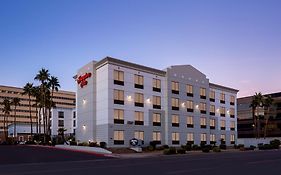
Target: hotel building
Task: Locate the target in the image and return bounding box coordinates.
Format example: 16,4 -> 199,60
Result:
0,85 -> 76,141
76,57 -> 238,147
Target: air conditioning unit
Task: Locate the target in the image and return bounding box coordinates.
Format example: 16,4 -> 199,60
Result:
127,121 -> 134,125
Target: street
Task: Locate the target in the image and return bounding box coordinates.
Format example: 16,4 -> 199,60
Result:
1,146 -> 281,175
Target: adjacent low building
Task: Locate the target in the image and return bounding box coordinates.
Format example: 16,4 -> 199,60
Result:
75,57 -> 239,147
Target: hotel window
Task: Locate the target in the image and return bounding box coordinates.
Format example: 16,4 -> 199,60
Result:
135,93 -> 144,107
230,95 -> 235,105
221,134 -> 226,144
153,113 -> 161,126
114,109 -> 124,124
200,117 -> 207,129
172,115 -> 179,127
186,84 -> 193,97
58,120 -> 64,127
73,111 -> 76,118
172,132 -> 180,145
152,131 -> 161,144
210,119 -> 215,129
230,121 -> 235,131
153,96 -> 161,109
114,70 -> 124,85
220,120 -> 226,130
171,81 -> 179,94
187,116 -> 194,128
200,102 -> 206,114
230,108 -> 235,118
114,130 -> 124,145
114,89 -> 124,105
153,78 -> 161,92
200,88 -> 206,99
231,134 -> 235,144
58,111 -> 64,118
186,100 -> 194,112
187,133 -> 194,144
135,111 -> 144,125
210,105 -> 215,116
210,134 -> 216,144
209,91 -> 215,102
220,93 -> 225,104
73,120 -> 76,127
134,131 -> 144,141
220,107 -> 225,117
200,133 -> 207,144
171,98 -> 179,110
134,75 -> 144,89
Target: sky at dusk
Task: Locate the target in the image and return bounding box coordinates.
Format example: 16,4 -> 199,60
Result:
0,0 -> 280,97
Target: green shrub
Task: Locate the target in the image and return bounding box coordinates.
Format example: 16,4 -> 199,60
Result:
212,147 -> 221,152
69,141 -> 77,146
237,144 -> 244,149
219,144 -> 226,150
249,145 -> 256,150
270,139 -> 281,149
25,141 -> 35,145
192,144 -> 200,150
163,145 -> 169,149
148,145 -> 154,151
78,142 -> 89,146
149,141 -> 157,150
185,143 -> 192,151
99,142 -> 107,148
177,148 -> 186,154
163,147 -> 177,155
89,142 -> 98,147
156,146 -> 165,151
202,147 -> 210,153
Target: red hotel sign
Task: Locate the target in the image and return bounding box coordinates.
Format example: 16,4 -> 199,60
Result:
77,72 -> 92,88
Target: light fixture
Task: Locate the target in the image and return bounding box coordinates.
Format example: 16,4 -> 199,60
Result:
217,109 -> 220,112
227,110 -> 230,114
181,102 -> 185,107
146,98 -> 151,103
82,125 -> 86,130
82,99 -> 86,105
195,105 -> 199,109
127,95 -> 132,101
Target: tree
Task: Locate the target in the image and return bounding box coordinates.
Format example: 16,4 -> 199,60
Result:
22,83 -> 34,139
1,99 -> 11,141
250,92 -> 264,138
11,97 -> 20,140
263,95 -> 274,138
34,68 -> 50,143
31,86 -> 40,134
47,76 -> 60,135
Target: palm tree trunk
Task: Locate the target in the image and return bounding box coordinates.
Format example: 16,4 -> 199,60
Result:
3,114 -> 6,141
14,106 -> 17,140
35,104 -> 38,134
39,107 -> 42,135
29,95 -> 33,140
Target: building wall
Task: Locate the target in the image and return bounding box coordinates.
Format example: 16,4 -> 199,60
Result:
76,57 -> 239,147
76,61 -> 97,142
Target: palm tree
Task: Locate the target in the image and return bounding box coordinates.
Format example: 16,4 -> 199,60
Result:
22,83 -> 34,139
250,92 -> 264,138
2,99 -> 11,141
34,68 -> 50,142
31,86 -> 40,134
263,95 -> 274,138
11,97 -> 20,140
47,76 -> 60,135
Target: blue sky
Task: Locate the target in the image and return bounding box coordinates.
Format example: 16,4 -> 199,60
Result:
0,0 -> 280,97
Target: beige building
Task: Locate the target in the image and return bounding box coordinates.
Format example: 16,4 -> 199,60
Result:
0,85 -> 75,141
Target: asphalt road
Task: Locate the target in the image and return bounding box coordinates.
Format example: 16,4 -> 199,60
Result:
1,146 -> 281,175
